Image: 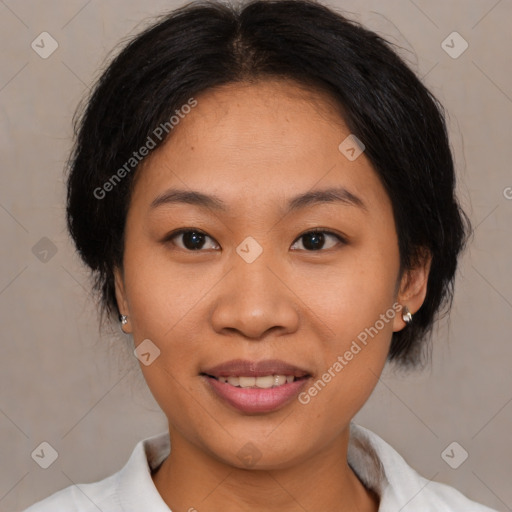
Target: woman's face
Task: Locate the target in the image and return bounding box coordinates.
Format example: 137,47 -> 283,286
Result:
115,79 -> 427,469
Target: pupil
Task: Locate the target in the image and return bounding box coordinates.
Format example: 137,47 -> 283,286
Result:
303,232 -> 324,250
183,231 -> 205,250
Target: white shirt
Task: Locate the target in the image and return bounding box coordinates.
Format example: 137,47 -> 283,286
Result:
23,423 -> 498,511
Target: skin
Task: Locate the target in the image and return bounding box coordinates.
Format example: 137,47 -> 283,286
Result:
114,79 -> 431,512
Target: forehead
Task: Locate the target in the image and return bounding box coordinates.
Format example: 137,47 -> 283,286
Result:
130,79 -> 391,218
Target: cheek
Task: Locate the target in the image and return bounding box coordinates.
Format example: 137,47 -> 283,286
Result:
121,247 -> 209,413
122,241 -> 209,341
298,305 -> 394,426
295,243 -> 398,409
295,242 -> 400,341
125,259 -> 207,421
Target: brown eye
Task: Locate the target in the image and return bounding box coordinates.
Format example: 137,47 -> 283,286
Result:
291,230 -> 345,251
166,229 -> 219,251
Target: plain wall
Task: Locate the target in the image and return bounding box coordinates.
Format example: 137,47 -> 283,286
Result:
0,1 -> 511,510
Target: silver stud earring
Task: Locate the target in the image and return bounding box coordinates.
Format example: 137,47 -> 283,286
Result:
119,314 -> 129,334
401,305 -> 413,325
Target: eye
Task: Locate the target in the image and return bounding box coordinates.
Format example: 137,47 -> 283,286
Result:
290,230 -> 346,251
163,228 -> 345,252
165,228 -> 220,251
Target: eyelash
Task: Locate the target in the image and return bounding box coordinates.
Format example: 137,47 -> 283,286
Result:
163,228 -> 347,252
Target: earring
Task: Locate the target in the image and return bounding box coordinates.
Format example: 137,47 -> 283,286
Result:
119,314 -> 130,335
401,305 -> 413,325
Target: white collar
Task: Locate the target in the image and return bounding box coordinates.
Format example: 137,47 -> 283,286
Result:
113,422 -> 496,511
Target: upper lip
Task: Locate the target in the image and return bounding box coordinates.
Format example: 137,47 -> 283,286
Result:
201,359 -> 310,378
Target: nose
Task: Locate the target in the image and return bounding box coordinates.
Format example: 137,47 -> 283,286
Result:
210,254 -> 300,340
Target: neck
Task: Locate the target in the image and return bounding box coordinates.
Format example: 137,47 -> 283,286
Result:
152,425 -> 379,512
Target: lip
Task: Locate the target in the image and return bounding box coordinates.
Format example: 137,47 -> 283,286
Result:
201,358 -> 310,378
203,374 -> 310,414
201,359 -> 311,414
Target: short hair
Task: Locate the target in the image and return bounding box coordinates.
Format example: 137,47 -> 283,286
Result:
66,0 -> 471,368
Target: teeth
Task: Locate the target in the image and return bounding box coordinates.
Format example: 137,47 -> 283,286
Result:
239,376 -> 256,387
227,376 -> 240,386
216,374 -> 296,388
274,375 -> 287,386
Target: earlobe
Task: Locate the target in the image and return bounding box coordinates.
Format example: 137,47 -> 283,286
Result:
393,249 -> 432,332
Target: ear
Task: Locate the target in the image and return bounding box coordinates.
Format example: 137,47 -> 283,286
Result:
114,266 -> 132,333
393,248 -> 432,332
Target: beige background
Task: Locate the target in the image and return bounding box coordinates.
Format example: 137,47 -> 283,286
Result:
0,0 -> 511,510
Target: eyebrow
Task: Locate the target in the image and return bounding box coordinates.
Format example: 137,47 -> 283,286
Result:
149,186 -> 368,214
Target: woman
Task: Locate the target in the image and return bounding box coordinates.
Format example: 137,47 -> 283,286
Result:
24,0 -> 498,510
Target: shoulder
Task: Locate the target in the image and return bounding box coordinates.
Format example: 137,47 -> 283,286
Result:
414,478 -> 498,511
22,431 -> 170,512
22,473 -> 120,512
348,423 -> 498,512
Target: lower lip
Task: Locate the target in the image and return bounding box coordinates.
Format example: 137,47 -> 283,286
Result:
203,375 -> 310,414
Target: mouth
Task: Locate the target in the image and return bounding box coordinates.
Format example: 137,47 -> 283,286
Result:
205,374 -> 305,388
200,359 -> 311,414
